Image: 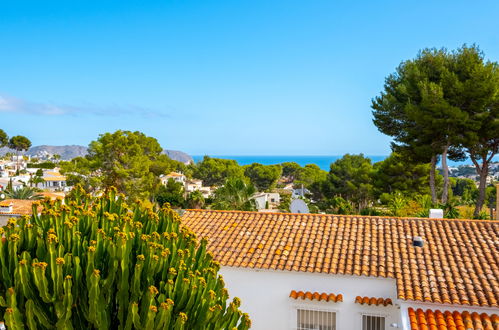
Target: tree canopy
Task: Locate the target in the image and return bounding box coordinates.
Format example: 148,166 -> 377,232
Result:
212,177 -> 256,211
0,129 -> 8,147
322,154 -> 374,212
8,135 -> 32,152
373,152 -> 431,198
372,45 -> 498,216
243,163 -> 282,191
193,156 -> 244,187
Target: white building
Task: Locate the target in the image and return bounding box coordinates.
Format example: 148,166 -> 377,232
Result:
185,179 -> 203,193
160,172 -> 186,185
182,210 -> 499,330
252,192 -> 280,210
0,178 -> 23,191
0,199 -> 35,226
35,171 -> 68,191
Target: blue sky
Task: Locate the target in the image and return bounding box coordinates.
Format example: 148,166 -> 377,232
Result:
1,1 -> 498,155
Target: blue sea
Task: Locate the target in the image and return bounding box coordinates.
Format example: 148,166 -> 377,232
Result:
192,155 -> 385,171
192,155 -> 493,171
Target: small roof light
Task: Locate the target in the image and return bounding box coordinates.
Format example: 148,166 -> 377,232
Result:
412,236 -> 424,247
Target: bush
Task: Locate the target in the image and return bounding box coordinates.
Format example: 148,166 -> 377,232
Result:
27,162 -> 56,169
0,186 -> 250,329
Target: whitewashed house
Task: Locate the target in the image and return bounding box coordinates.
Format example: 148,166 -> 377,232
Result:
35,171 -> 68,191
160,172 -> 186,185
252,192 -> 280,210
0,178 -> 23,191
182,210 -> 499,330
0,199 -> 35,226
185,179 -> 203,193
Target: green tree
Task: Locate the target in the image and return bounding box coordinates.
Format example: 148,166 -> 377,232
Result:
8,135 -> 32,171
373,153 -> 431,197
322,154 -> 374,212
185,190 -> 205,209
59,157 -> 101,192
63,131 -> 168,200
294,164 -> 328,189
243,163 -> 282,191
450,178 -> 478,205
0,187 -> 250,329
0,129 -> 8,147
280,162 -> 301,181
194,156 -> 244,187
447,46 -> 499,216
212,177 -> 256,211
372,48 -> 467,204
155,179 -> 185,208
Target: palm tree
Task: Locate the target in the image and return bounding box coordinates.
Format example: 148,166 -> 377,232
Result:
3,186 -> 43,200
185,190 -> 205,209
212,177 -> 257,211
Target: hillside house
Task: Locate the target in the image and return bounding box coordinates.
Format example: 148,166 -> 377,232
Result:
160,172 -> 186,185
0,199 -> 35,226
252,192 -> 280,210
182,210 -> 499,330
0,178 -> 23,191
185,179 -> 203,193
35,171 -> 68,191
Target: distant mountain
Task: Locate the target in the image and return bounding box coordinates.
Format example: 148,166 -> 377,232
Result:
0,145 -> 88,160
0,145 -> 193,164
163,150 -> 193,164
28,145 -> 89,160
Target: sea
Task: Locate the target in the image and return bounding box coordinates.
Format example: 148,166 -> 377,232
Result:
191,155 -> 491,171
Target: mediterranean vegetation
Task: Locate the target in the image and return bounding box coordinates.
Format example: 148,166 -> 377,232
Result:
0,187 -> 250,329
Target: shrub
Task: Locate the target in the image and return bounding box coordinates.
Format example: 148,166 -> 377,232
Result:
0,186 -> 250,329
27,162 -> 56,169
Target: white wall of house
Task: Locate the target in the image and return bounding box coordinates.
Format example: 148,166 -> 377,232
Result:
220,267 -> 401,330
253,193 -> 280,210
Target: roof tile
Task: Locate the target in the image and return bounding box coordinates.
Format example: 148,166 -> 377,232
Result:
182,210 -> 499,307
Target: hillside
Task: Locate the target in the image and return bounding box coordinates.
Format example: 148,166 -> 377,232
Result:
0,145 -> 193,163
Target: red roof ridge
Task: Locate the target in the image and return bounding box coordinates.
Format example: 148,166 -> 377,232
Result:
183,209 -> 499,223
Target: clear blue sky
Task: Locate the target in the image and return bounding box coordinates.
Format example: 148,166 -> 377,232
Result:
1,1 -> 498,155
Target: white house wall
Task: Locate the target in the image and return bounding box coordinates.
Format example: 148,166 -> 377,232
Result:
220,266 -> 402,330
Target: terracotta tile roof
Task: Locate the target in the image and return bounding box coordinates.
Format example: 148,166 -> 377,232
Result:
181,210 -> 499,308
0,199 -> 34,215
408,307 -> 499,330
355,296 -> 393,306
289,290 -> 343,302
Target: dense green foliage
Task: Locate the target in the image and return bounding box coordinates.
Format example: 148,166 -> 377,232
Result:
193,157 -> 244,187
59,131 -> 185,201
2,186 -> 42,200
212,177 -> 256,211
155,179 -> 185,209
0,187 -> 250,329
243,163 -> 282,191
373,153 -> 431,197
372,45 -> 498,215
0,129 -> 8,148
280,162 -> 301,181
8,136 -> 32,153
322,154 -> 374,212
27,162 -> 56,169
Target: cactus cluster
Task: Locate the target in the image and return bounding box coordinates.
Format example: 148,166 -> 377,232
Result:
0,186 -> 251,329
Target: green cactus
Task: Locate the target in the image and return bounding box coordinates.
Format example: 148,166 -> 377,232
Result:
0,186 -> 251,329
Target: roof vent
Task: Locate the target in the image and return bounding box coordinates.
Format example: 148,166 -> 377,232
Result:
412,236 -> 424,247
